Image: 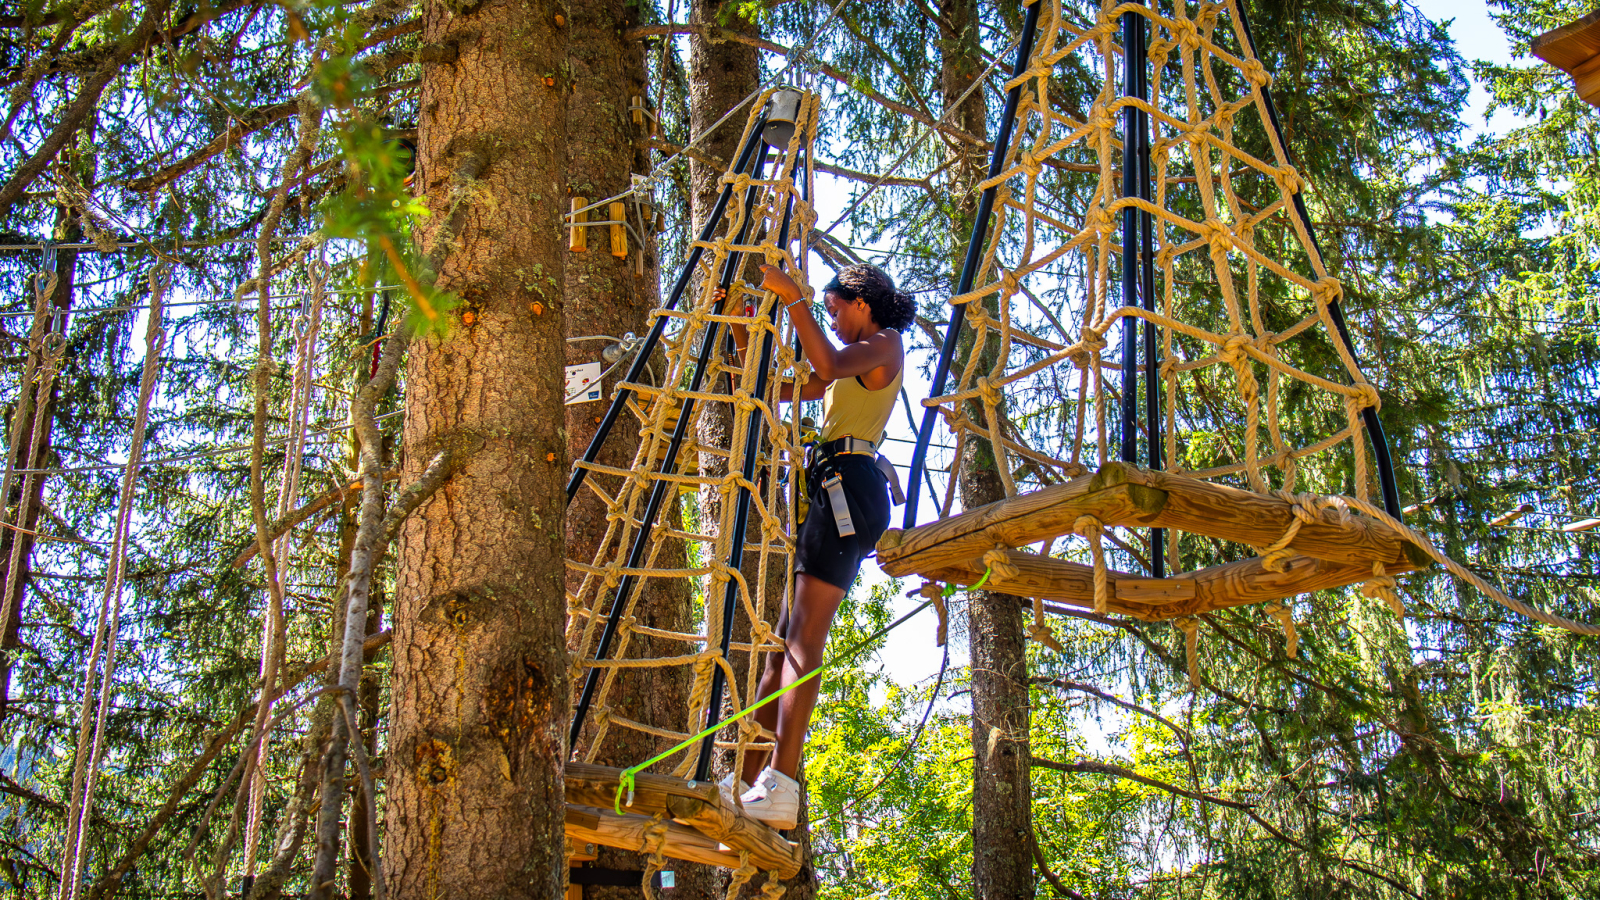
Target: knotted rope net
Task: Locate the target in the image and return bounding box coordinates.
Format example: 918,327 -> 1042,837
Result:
918,0 -> 1599,648
566,88 -> 820,784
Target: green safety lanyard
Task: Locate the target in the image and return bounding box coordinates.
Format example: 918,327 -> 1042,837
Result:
611,568 -> 992,813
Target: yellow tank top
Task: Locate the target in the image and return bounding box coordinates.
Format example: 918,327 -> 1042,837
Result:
820,332 -> 904,445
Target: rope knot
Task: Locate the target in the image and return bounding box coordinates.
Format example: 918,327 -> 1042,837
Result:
1027,620 -> 1063,652
1272,165 -> 1302,197
1202,219 -> 1233,259
1362,562 -> 1404,618
1240,58 -> 1272,88
1078,326 -> 1108,356
1311,277 -> 1343,308
1174,616 -> 1201,689
998,267 -> 1021,297
1169,15 -> 1201,49
1264,602 -> 1299,658
1086,101 -> 1116,133
977,376 -> 1004,409
1083,204 -> 1115,238
981,546 -> 1021,581
1350,382 -> 1381,413
1218,332 -> 1253,365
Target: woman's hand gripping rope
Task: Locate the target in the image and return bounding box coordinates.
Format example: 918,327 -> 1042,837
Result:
610,566 -> 996,813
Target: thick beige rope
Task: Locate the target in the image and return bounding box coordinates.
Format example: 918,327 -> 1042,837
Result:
58,266 -> 167,900
565,91 -> 821,798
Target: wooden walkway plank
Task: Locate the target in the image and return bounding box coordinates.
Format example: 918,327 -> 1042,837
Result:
878,462 -> 1426,579
565,762 -> 802,877
1101,464 -> 1428,569
565,804 -> 745,870
876,472 -> 1158,576
927,548 -> 1423,621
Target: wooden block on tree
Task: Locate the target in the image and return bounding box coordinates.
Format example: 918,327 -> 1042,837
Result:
926,547 -> 1422,622
569,197 -> 588,252
565,762 -> 801,877
610,201 -> 628,258
565,804 -> 742,870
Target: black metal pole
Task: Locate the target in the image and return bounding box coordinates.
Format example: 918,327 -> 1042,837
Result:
692,163 -> 801,781
1118,7 -> 1140,466
1135,7 -> 1164,577
567,116 -> 771,502
569,142 -> 772,750
904,0 -> 1043,528
1232,5 -> 1403,521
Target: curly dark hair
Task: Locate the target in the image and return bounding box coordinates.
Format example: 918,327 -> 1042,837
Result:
823,264 -> 916,331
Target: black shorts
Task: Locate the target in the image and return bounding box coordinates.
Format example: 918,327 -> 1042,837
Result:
795,454 -> 892,591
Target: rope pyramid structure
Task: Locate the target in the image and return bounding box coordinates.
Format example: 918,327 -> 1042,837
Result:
561,88 -> 820,888
884,0 -> 1600,664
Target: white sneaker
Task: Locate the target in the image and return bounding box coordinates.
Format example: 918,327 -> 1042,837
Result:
738,766 -> 799,830
717,771 -> 750,807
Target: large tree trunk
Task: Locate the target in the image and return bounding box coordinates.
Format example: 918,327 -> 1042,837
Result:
564,3 -> 715,897
0,207 -> 78,726
384,2 -> 569,897
941,1 -> 1034,897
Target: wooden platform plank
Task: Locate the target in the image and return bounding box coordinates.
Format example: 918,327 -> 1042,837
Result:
876,472 -> 1160,577
565,762 -> 801,877
565,804 -> 744,870
1100,464 -> 1428,569
926,547 -> 1422,621
879,462 -> 1425,578
1533,11 -> 1600,107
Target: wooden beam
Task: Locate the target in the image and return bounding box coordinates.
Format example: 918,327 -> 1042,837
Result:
565,805 -> 744,870
927,547 -> 1423,621
565,762 -> 801,877
1533,11 -> 1600,107
878,462 -> 1427,578
1100,464 -> 1428,569
876,471 -> 1160,576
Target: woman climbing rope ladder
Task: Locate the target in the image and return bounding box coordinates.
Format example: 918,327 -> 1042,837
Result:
723,261 -> 915,828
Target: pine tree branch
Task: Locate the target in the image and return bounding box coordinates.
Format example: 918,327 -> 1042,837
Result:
1029,676 -> 1192,746
82,630 -> 391,900
125,60 -> 415,194
1030,832 -> 1086,900
0,0 -> 173,219
1030,757 -> 1423,899
1031,756 -> 1256,811
232,472 -> 400,569
642,136 -> 928,189
625,23 -> 989,150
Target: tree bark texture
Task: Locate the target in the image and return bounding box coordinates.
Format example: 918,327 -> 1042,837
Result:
0,210 -> 77,726
564,3 -> 715,897
942,0 -> 1035,896
689,0 -> 761,548
385,2 -> 570,898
